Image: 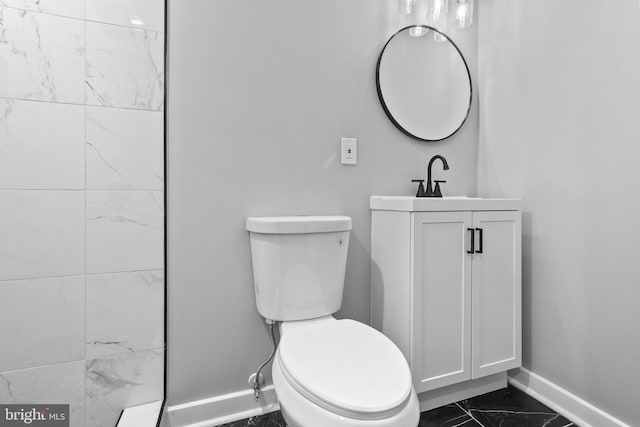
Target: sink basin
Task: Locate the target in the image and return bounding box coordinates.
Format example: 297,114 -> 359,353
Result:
370,196 -> 521,212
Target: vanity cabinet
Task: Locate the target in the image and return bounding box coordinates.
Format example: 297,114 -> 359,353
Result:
371,197 -> 521,396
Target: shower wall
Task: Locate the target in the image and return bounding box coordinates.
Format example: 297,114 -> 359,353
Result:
0,1 -> 165,426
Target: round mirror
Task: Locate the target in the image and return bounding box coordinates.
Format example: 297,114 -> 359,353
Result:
376,25 -> 472,142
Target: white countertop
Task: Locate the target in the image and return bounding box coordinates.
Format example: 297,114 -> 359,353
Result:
370,196 -> 522,212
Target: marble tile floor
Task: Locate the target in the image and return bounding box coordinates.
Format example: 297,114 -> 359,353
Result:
215,385 -> 576,427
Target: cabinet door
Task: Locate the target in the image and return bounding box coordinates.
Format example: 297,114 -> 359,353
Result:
411,211 -> 472,393
471,210 -> 522,378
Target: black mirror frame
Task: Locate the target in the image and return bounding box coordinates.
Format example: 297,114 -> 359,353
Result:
376,25 -> 473,142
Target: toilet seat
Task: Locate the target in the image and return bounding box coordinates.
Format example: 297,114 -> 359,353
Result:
277,319 -> 413,420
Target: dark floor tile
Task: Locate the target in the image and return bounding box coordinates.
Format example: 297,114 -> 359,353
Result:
419,403 -> 483,427
215,411 -> 287,427
458,385 -> 576,427
214,385 -> 578,427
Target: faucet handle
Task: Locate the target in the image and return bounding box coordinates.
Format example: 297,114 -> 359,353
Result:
411,179 -> 426,197
433,180 -> 446,198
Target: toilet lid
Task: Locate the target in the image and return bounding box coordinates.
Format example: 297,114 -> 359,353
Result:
277,319 -> 413,420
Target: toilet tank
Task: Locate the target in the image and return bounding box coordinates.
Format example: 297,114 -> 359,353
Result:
246,216 -> 352,321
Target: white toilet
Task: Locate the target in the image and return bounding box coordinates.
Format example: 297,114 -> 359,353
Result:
246,215 -> 419,427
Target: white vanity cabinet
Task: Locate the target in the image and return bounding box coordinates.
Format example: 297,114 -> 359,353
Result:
371,197 -> 521,401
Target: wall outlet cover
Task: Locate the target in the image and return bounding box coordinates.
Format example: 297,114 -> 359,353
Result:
341,138 -> 357,165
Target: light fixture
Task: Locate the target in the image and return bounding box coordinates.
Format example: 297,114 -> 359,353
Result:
398,0 -> 417,14
425,0 -> 449,42
425,0 -> 448,25
398,0 -> 474,31
453,0 -> 473,29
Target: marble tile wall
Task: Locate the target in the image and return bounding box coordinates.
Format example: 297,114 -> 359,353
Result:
0,1 -> 165,426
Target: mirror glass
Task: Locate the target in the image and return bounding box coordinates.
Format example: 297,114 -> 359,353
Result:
376,25 -> 472,142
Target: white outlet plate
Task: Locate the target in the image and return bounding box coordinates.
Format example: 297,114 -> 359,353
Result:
341,138 -> 357,165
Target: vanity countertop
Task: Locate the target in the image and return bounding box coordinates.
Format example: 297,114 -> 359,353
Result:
370,196 -> 522,212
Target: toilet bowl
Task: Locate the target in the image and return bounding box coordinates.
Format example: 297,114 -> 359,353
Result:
246,216 -> 419,427
272,316 -> 419,427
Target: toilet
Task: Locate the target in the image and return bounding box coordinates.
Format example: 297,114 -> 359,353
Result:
246,215 -> 419,427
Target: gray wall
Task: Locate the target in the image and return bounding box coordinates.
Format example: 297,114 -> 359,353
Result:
167,0 -> 479,405
478,0 -> 640,424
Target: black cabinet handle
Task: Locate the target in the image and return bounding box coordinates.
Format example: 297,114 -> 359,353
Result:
467,228 -> 475,254
476,228 -> 483,254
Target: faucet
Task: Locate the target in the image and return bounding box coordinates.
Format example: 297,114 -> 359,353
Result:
425,155 -> 449,197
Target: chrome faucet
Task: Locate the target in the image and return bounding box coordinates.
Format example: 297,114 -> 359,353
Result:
425,155 -> 449,197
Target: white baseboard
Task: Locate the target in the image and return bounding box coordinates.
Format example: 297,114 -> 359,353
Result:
165,368 -> 631,427
166,386 -> 279,427
508,368 -> 630,427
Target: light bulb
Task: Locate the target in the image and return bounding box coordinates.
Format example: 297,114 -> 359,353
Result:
454,0 -> 474,28
425,0 -> 448,24
398,0 -> 417,14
